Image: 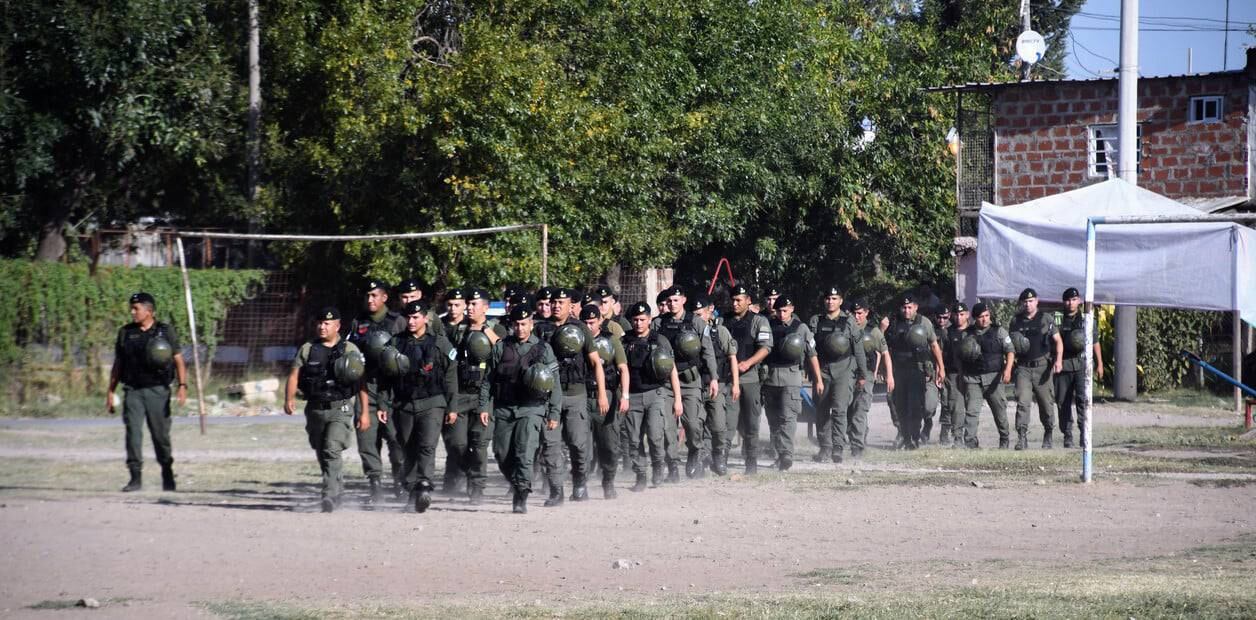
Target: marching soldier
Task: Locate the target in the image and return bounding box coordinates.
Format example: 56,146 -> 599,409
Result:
108,292 -> 188,492
691,296 -> 738,476
581,303 -> 630,497
479,305 -> 563,514
622,302 -> 683,490
958,303 -> 1014,448
346,279 -> 407,502
879,314 -> 901,446
541,288 -> 607,505
939,302 -> 970,448
807,287 -> 868,464
438,287 -> 468,493
1009,288 -> 1063,450
1055,287 -> 1104,448
595,285 -> 630,336
652,286 -> 720,481
762,295 -> 823,471
284,307 -> 370,512
444,288 -> 500,504
884,293 -> 945,450
923,304 -> 951,444
724,284 -> 773,474
396,278 -> 445,338
378,300 -> 457,513
849,299 -> 892,455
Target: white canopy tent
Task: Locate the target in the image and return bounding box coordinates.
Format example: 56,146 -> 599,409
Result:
972,178 -> 1254,482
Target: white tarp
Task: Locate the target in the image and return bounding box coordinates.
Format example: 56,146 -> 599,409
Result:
976,178 -> 1255,326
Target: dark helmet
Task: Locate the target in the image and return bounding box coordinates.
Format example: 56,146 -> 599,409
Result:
553,323 -> 586,358
1010,331 -> 1031,356
960,334 -> 983,363
820,332 -> 851,358
593,334 -> 615,364
675,331 -> 702,362
776,332 -> 806,364
464,331 -> 493,362
861,330 -> 877,350
333,350 -> 366,384
522,363 -> 556,399
363,329 -> 392,362
650,345 -> 675,378
907,323 -> 931,349
377,345 -> 411,378
1065,328 -> 1087,356
145,336 -> 174,368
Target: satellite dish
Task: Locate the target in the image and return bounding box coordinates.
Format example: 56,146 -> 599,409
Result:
1016,30 -> 1046,65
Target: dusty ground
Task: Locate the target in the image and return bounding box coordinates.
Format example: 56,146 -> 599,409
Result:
1,397 -> 1254,618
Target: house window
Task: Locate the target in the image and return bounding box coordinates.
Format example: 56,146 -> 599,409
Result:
1189,95 -> 1223,123
1088,124 -> 1141,178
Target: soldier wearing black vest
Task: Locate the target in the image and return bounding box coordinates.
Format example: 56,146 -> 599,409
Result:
346,279 -> 408,502
437,287 -> 468,494
724,284 -> 774,474
397,278 -> 445,338
959,303 -> 1014,448
1055,287 -> 1104,449
652,286 -> 720,481
692,296 -> 738,476
622,302 -> 684,490
533,286 -> 556,339
380,300 -> 457,513
884,293 -> 945,450
1009,288 -> 1063,450
939,302 -> 970,448
284,307 -> 371,512
582,303 -> 630,497
761,296 -> 823,470
108,292 -> 188,492
849,299 -> 892,454
807,287 -> 868,464
445,288 -> 501,504
480,304 -> 562,513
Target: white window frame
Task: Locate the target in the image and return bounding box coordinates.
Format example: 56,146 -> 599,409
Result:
1189,95 -> 1223,123
1088,124 -> 1141,178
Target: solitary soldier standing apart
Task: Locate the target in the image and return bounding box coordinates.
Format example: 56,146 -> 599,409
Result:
108,292 -> 188,492
884,294 -> 945,450
1009,288 -> 1063,450
1055,287 -> 1104,448
284,307 -> 370,512
480,305 -> 563,514
958,303 -> 1014,449
762,296 -> 823,471
723,284 -> 773,474
808,287 -> 867,464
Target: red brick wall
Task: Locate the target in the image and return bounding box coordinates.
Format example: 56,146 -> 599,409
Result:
992,74 -> 1248,204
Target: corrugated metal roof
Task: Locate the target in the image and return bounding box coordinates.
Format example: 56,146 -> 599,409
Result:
1177,196 -> 1250,214
923,69 -> 1245,94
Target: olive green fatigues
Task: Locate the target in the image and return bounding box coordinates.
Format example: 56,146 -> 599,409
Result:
885,315 -> 940,448
851,321 -> 887,447
347,308 -> 407,484
1055,312 -> 1093,447
938,323 -> 968,445
446,318 -> 500,493
588,331 -> 627,484
761,319 -> 817,468
622,331 -> 674,481
960,325 -> 1013,448
292,340 -> 365,500
542,318 -> 599,491
808,312 -> 869,458
652,311 -> 720,473
1010,312 -> 1059,438
700,323 -> 737,464
479,335 -> 562,494
115,322 -> 181,475
724,311 -> 773,469
384,331 -> 457,493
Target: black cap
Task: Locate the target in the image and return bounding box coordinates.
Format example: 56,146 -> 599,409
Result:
404,300 -> 429,316
822,286 -> 843,297
655,290 -> 669,304
535,286 -> 554,302
934,304 -> 951,316
552,287 -> 573,301
667,285 -> 685,297
772,296 -> 793,310
952,302 -> 969,314
445,288 -> 465,302
502,284 -> 522,300
578,304 -> 601,321
971,302 -> 990,317
763,286 -> 781,298
1062,287 -> 1080,300
365,279 -> 390,294
627,302 -> 651,318
1019,288 -> 1038,302
396,278 -> 422,295
730,284 -> 751,298
508,305 -> 533,322
581,292 -> 597,305
593,285 -> 615,299
510,292 -> 535,307
129,292 -> 156,307
688,296 -> 711,311
468,288 -> 488,301
900,293 -> 918,305
850,298 -> 869,311
317,306 -> 341,321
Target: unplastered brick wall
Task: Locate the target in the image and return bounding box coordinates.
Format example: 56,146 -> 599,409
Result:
991,74 -> 1248,205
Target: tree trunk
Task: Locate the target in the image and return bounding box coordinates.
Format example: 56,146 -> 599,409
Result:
34,219 -> 67,261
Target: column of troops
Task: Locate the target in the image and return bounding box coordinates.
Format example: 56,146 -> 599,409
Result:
109,281 -> 1103,514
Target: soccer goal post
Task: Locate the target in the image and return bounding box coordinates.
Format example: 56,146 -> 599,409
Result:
174,223 -> 549,434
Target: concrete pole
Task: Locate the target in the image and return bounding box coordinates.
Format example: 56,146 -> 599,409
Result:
1114,0 -> 1139,401
1020,0 -> 1032,81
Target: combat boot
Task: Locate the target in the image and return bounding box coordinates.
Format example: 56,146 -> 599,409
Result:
710,449 -> 727,476
1062,432 -> 1074,448
367,477 -> 383,504
1015,433 -> 1028,451
121,469 -> 142,493
161,465 -> 176,492
778,456 -> 793,471
321,497 -> 336,513
414,483 -> 433,513
544,483 -> 565,507
998,437 -> 1009,449
1042,433 -> 1053,449
512,488 -> 529,514
652,466 -> 665,488
631,473 -> 648,492
811,449 -> 831,463
570,482 -> 589,502
603,478 -> 618,499
666,464 -> 681,484
831,451 -> 844,464
939,428 -> 951,446
745,457 -> 758,475
921,419 -> 933,444
685,452 -> 698,478
468,486 -> 484,506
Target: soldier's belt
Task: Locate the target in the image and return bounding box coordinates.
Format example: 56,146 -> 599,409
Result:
1018,356 -> 1050,368
307,398 -> 354,411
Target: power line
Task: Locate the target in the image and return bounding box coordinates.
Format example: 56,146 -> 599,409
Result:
1069,32 -> 1105,78
1070,32 -> 1118,70
1071,27 -> 1251,32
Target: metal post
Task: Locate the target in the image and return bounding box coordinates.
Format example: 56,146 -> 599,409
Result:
1020,0 -> 1032,81
541,224 -> 549,286
1082,219 -> 1097,483
175,237 -> 209,435
1114,0 -> 1139,402
1235,227 -> 1244,416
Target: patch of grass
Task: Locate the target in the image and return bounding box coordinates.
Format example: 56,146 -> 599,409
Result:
1192,479 -> 1256,488
1140,387 -> 1235,410
1093,425 -> 1253,449
27,599 -> 80,610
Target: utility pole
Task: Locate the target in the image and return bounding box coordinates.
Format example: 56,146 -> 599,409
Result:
1020,0 -> 1032,81
246,0 -> 262,266
1114,0 -> 1138,401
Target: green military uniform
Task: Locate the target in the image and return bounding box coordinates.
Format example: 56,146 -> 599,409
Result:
622,329 -> 673,488
293,338 -> 364,502
347,306 -> 407,493
653,309 -> 720,479
543,316 -> 599,502
480,333 -> 562,511
1010,310 -> 1059,448
851,318 -> 886,450
114,320 -> 180,487
885,313 -> 940,449
701,322 -> 737,473
761,317 -> 817,470
587,327 -> 627,495
447,316 -> 500,501
1055,311 -> 1092,448
960,322 -> 1012,448
724,308 -> 773,473
383,329 -> 457,506
939,322 -> 968,447
808,310 -> 869,462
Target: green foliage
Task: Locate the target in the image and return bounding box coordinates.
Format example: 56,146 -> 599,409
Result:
1135,308 -> 1225,392
0,259 -> 264,372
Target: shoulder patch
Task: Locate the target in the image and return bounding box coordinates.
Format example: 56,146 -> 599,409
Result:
447,348 -> 458,362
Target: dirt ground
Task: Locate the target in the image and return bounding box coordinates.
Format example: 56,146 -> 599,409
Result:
1,397 -> 1254,618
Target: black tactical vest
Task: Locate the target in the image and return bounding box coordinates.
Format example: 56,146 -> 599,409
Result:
119,322 -> 176,388
391,333 -> 444,402
813,314 -> 853,364
551,321 -> 588,390
298,340 -> 355,404
348,310 -> 404,374
963,326 -> 1006,375
942,325 -> 966,373
625,332 -> 663,393
710,328 -> 732,383
1059,312 -> 1086,359
886,315 -> 927,357
492,340 -> 545,406
655,312 -> 700,374
586,334 -> 620,395
454,321 -> 490,390
725,312 -> 760,364
1010,311 -> 1051,361
767,318 -> 803,368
